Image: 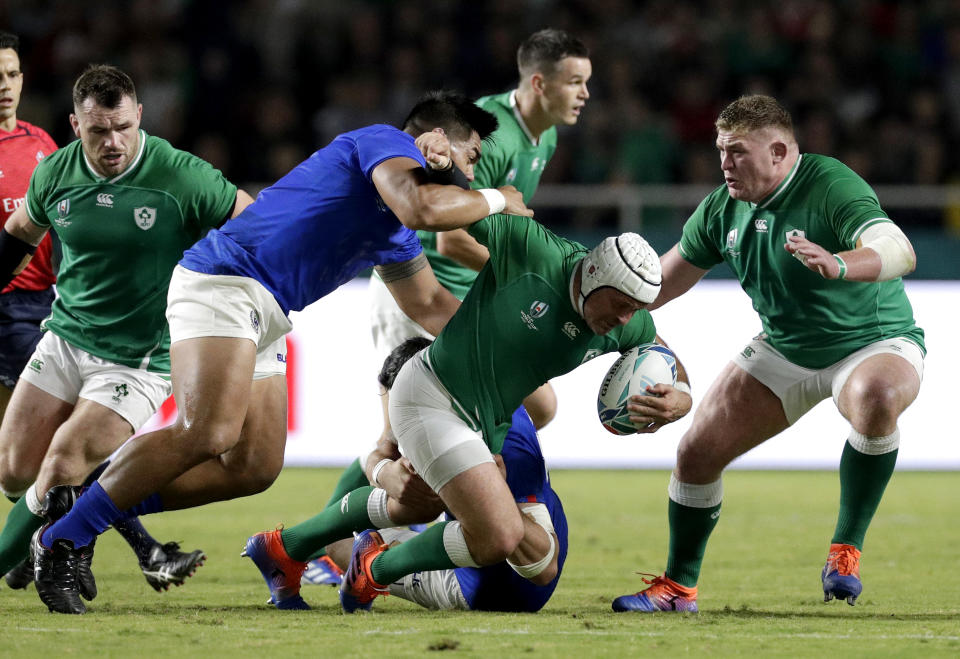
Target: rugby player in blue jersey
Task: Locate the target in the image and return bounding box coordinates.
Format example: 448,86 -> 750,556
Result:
29,91 -> 532,613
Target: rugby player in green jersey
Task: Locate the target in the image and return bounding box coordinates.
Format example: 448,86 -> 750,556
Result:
370,28 -> 590,431
0,65 -> 253,611
338,224 -> 693,612
612,95 -> 925,613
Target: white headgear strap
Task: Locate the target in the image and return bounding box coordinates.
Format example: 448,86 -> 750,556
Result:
577,233 -> 661,314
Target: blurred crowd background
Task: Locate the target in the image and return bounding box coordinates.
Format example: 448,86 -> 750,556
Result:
5,0 -> 960,244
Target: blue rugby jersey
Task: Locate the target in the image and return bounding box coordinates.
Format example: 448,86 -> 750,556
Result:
453,406 -> 569,612
180,124 -> 425,314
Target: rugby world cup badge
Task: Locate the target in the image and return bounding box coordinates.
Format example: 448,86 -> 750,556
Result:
55,199 -> 71,227
529,300 -> 549,318
134,206 -> 157,230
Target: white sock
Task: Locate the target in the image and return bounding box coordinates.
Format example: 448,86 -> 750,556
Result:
847,428 -> 900,455
442,521 -> 479,567
668,474 -> 723,508
366,487 -> 395,528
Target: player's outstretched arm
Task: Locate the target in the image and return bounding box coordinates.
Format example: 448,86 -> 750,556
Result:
377,255 -> 460,337
372,156 -> 532,232
647,244 -> 708,311
784,222 -> 916,282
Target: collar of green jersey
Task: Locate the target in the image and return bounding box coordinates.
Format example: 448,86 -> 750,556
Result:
753,153 -> 803,210
509,90 -> 540,147
82,128 -> 148,184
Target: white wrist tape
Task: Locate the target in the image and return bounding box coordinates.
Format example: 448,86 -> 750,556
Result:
370,458 -> 393,488
507,530 -> 556,579
859,222 -> 914,280
477,188 -> 506,216
673,381 -> 691,396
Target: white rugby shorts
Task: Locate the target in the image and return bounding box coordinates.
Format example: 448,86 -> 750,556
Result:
733,335 -> 925,425
368,273 -> 434,366
388,349 -> 493,492
379,527 -> 470,610
166,265 -> 290,379
19,331 -> 172,431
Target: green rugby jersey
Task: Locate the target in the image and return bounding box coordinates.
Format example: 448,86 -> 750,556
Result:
679,153 -> 924,369
427,215 -> 656,453
418,90 -> 558,299
25,130 -> 237,372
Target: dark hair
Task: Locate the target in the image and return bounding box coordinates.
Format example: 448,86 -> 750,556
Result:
402,90 -> 498,143
517,29 -> 589,78
716,94 -> 794,135
378,337 -> 433,390
72,64 -> 137,108
0,32 -> 19,53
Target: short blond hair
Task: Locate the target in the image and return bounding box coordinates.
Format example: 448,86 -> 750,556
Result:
716,94 -> 793,135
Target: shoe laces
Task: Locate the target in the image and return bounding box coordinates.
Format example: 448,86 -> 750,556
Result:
635,572 -> 695,597
827,544 -> 861,576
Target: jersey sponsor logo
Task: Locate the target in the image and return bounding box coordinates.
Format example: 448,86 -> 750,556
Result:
55,198 -> 72,227
250,310 -> 261,334
581,348 -> 602,364
529,300 -> 549,319
111,383 -> 129,403
725,228 -> 739,257
506,168 -> 517,183
134,206 -> 157,230
562,321 -> 580,340
276,352 -> 286,363
531,157 -> 542,172
740,345 -> 755,359
96,193 -> 114,208
754,217 -> 769,232
710,508 -> 721,520
28,357 -> 43,373
36,150 -> 45,162
2,197 -> 24,212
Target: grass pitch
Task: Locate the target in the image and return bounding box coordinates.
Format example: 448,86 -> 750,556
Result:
3,468 -> 959,657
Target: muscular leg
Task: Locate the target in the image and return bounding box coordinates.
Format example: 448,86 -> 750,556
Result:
666,362 -> 789,587
97,336 -> 257,510
42,337 -> 261,549
0,384 -> 74,573
831,353 -> 921,549
34,398 -> 133,495
0,382 -> 73,496
156,375 -> 287,510
369,461 -> 524,585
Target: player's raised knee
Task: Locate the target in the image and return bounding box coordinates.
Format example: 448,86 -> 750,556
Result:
469,517 -> 524,565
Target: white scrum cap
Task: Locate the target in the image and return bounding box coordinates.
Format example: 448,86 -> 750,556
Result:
577,233 -> 661,314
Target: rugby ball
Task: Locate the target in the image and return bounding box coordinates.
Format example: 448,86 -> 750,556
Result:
597,344 -> 678,435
